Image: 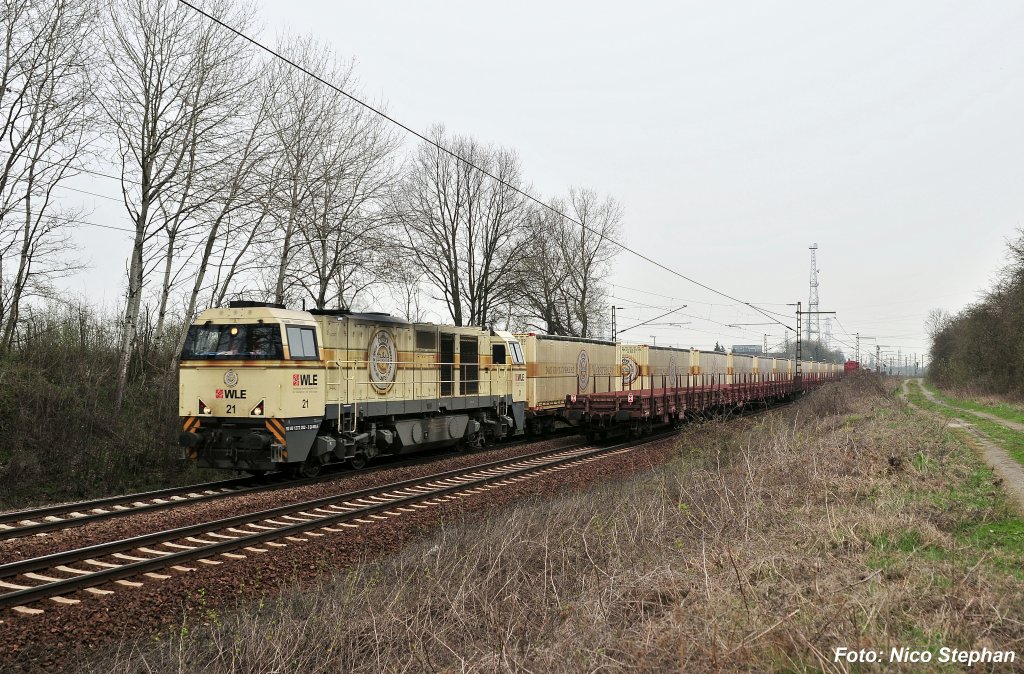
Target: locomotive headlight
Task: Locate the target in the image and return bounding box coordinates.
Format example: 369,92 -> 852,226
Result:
198,398 -> 212,415
250,400 -> 265,416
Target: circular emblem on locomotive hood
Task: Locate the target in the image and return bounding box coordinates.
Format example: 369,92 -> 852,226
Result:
368,329 -> 398,394
223,369 -> 239,387
577,349 -> 591,391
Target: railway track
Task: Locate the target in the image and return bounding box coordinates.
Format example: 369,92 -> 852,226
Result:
0,435 -> 570,542
0,398 -> 799,545
0,433 -> 662,615
0,391 -> 797,544
0,475 -> 268,541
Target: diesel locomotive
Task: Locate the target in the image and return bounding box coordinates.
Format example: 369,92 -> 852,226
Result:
179,302 -> 527,476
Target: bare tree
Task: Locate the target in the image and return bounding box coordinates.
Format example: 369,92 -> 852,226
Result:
289,83 -> 400,310
515,188 -> 622,337
389,265 -> 429,322
0,0 -> 97,350
924,308 -> 951,338
396,126 -> 528,326
262,37 -> 338,307
248,38 -> 401,311
169,63 -> 280,363
101,0 -> 255,410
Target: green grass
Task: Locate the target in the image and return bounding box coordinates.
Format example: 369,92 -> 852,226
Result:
922,379 -> 1024,426
906,380 -> 1024,468
904,379 -> 1024,578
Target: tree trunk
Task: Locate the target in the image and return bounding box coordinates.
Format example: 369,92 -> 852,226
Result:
114,211 -> 148,414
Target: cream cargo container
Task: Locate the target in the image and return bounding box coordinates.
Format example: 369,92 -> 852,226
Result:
694,350 -> 728,381
731,353 -> 755,377
516,334 -> 618,417
618,343 -> 690,390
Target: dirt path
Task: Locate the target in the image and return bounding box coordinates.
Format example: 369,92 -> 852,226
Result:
916,380 -> 1024,432
902,379 -> 1024,512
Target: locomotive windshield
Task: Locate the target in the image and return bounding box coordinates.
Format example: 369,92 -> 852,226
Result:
180,324 -> 284,360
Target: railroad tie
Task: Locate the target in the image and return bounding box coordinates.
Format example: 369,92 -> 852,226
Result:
22,573 -> 62,582
12,606 -> 43,615
115,579 -> 144,588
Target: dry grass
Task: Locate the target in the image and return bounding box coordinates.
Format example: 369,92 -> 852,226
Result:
80,375 -> 1024,673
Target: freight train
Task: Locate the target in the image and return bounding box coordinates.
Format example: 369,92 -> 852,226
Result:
178,302 -> 840,475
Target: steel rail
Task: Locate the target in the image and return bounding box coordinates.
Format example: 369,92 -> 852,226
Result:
0,435 -> 665,611
0,435 -> 563,541
0,439 -> 601,580
0,476 -> 258,525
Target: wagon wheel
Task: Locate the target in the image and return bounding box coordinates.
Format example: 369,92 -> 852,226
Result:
349,453 -> 368,470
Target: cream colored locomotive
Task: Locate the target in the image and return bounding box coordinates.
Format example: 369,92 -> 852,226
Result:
179,302 -> 528,476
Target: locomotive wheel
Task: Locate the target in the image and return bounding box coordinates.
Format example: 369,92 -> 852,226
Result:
349,453 -> 368,470
294,455 -> 322,479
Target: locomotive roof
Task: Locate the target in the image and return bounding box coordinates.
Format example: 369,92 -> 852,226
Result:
197,306 -> 315,322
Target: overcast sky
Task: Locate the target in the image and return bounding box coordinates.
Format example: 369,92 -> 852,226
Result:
65,1 -> 1024,362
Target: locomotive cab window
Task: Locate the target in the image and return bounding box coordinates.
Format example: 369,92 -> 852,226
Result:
492,343 -> 507,365
286,326 -> 319,360
509,341 -> 525,365
180,324 -> 283,360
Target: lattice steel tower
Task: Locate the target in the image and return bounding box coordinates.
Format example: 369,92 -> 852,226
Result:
807,244 -> 820,345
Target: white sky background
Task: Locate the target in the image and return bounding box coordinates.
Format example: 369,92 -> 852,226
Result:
64,1 -> 1024,362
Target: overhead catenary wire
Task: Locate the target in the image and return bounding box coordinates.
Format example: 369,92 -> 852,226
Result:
0,207 -> 136,234
610,293 -> 779,340
176,0 -> 795,333
612,282 -> 793,309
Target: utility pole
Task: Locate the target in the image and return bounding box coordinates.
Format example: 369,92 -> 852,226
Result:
763,333 -> 768,356
855,332 -> 860,362
795,302 -> 802,383
876,345 -> 881,373
791,298 -> 835,376
611,305 -> 624,341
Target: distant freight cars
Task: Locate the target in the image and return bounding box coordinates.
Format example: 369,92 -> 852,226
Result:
178,302 -> 840,475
